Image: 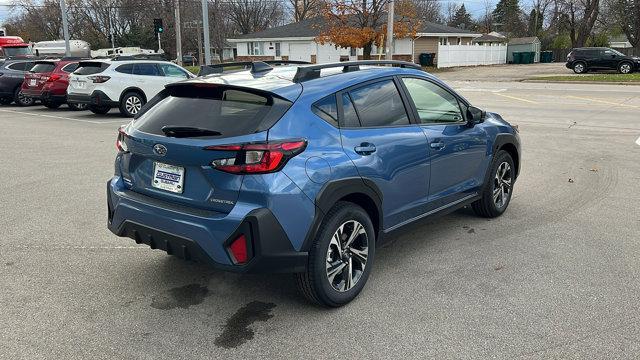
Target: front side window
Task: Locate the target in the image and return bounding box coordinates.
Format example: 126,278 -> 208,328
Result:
401,77 -> 464,124
348,80 -> 409,127
159,64 -> 188,78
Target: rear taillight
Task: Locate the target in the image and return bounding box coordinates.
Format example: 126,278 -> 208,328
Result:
228,234 -> 249,264
46,74 -> 61,82
88,75 -> 110,83
207,140 -> 307,174
116,127 -> 128,152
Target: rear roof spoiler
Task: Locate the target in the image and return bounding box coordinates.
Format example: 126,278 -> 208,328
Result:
198,60 -> 310,76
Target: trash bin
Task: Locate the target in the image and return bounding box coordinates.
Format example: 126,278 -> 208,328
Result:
528,52 -> 536,63
418,53 -> 434,67
541,51 -> 553,63
512,52 -> 522,64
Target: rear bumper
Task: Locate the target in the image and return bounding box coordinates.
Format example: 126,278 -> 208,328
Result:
68,90 -> 118,107
107,178 -> 308,273
22,89 -> 66,103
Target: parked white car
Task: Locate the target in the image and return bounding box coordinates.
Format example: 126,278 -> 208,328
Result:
67,59 -> 195,117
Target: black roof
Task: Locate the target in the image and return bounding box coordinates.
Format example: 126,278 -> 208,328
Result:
473,34 -> 507,43
229,18 -> 476,40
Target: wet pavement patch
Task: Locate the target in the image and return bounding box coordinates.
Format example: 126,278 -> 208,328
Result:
214,301 -> 276,348
151,284 -> 209,310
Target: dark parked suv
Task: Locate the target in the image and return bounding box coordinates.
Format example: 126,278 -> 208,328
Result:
0,59 -> 36,106
566,47 -> 640,74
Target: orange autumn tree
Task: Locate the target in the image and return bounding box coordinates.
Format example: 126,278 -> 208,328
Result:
315,0 -> 420,59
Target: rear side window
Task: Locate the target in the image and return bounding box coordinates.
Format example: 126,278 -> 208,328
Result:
62,63 -> 79,73
132,87 -> 292,138
75,62 -> 109,75
312,95 -> 338,126
133,63 -> 160,76
8,62 -> 33,71
30,62 -> 56,73
115,64 -> 134,74
348,80 -> 409,127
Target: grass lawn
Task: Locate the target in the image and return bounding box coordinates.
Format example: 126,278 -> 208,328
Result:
528,73 -> 640,83
184,65 -> 200,74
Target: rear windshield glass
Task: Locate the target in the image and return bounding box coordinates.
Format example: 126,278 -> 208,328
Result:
30,62 -> 56,73
74,62 -> 109,75
132,87 -> 292,138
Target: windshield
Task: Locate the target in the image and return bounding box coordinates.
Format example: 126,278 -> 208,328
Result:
4,47 -> 32,56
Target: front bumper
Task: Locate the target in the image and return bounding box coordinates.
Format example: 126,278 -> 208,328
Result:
107,178 -> 308,273
68,90 -> 119,107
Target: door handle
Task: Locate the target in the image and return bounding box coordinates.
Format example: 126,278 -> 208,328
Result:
354,143 -> 376,155
430,141 -> 445,150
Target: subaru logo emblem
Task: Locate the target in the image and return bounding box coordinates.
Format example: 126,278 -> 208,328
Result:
153,144 -> 167,156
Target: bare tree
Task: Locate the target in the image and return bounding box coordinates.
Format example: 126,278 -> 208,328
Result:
411,0 -> 442,23
227,0 -> 285,34
289,0 -> 325,21
557,0 -> 600,47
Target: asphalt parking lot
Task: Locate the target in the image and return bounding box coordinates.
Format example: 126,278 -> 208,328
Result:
1,77 -> 640,359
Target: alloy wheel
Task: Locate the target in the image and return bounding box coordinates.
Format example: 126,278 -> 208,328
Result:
574,63 -> 584,73
326,220 -> 369,292
620,63 -> 631,74
493,162 -> 512,209
18,91 -> 33,106
125,95 -> 142,115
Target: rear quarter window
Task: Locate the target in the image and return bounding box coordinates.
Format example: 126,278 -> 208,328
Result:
132,87 -> 292,138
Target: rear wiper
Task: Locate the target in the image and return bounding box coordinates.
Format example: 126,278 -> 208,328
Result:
161,126 -> 222,138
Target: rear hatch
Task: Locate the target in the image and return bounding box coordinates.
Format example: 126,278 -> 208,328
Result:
118,83 -> 293,213
68,61 -> 110,95
23,61 -> 57,92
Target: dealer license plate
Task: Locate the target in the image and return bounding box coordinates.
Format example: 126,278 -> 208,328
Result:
152,162 -> 185,194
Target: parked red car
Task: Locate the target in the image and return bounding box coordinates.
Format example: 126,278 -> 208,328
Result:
21,59 -> 87,110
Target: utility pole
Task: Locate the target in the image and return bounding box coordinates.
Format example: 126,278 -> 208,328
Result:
59,0 -> 71,57
108,9 -> 116,54
174,0 -> 183,66
196,21 -> 203,65
385,0 -> 394,60
201,0 -> 212,65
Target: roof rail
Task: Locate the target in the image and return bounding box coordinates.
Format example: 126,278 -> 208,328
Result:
292,60 -> 421,83
198,60 -> 310,76
111,54 -> 167,61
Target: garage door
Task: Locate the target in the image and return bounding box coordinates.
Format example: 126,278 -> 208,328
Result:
288,43 -> 311,62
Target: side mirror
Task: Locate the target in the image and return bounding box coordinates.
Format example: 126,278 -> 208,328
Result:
467,106 -> 486,126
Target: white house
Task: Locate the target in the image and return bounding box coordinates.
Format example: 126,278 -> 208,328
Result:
227,17 -> 480,65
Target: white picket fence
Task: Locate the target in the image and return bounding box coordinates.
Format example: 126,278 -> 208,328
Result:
436,44 -> 507,68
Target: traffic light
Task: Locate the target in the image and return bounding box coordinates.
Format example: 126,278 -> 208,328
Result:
154,19 -> 164,34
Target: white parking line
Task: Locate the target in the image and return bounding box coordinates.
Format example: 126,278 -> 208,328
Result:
0,108 -> 124,124
493,93 -> 539,104
636,136 -> 640,146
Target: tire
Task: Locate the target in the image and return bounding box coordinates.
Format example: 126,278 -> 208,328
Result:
68,102 -> 88,111
119,91 -> 145,117
572,61 -> 586,74
618,62 -> 633,74
471,150 -> 515,218
88,105 -> 111,115
296,201 -> 375,307
14,88 -> 34,107
43,101 -> 62,109
0,97 -> 12,105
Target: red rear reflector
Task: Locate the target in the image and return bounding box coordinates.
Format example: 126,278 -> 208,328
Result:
46,74 -> 61,82
228,235 -> 248,264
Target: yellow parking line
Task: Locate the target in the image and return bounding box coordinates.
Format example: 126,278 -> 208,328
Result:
567,95 -> 639,108
494,93 -> 539,104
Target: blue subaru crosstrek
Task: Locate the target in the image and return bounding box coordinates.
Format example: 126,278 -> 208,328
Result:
107,60 -> 520,307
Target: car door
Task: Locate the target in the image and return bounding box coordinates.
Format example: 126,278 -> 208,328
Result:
132,63 -> 166,98
399,76 -> 489,209
338,78 -> 431,229
600,49 -> 618,69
